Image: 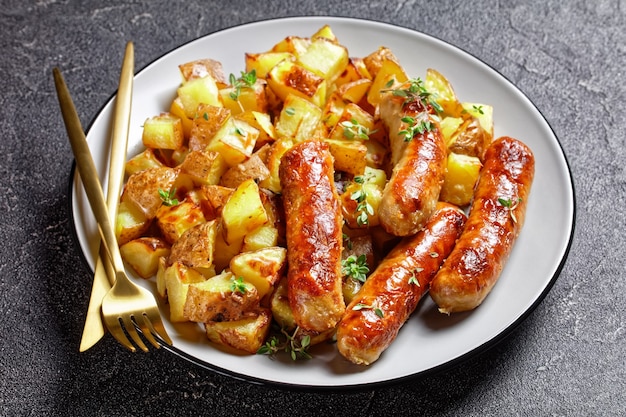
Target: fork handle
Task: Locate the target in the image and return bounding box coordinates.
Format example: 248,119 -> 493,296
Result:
53,68 -> 126,275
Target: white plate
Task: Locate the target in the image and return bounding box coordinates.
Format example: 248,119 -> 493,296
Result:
70,16 -> 575,388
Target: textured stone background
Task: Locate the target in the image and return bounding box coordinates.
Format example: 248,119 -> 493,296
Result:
1,1 -> 624,416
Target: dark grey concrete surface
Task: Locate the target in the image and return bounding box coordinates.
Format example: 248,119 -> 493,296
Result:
1,1 -> 624,416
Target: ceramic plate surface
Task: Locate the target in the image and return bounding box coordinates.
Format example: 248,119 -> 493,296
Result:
70,16 -> 575,388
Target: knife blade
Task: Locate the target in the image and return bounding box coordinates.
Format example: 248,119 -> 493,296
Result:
79,41 -> 134,352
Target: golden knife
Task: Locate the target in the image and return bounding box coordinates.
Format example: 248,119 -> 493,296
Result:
79,42 -> 134,352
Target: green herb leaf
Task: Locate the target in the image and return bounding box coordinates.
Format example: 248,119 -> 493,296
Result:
473,104 -> 484,115
408,267 -> 424,286
382,78 -> 442,140
429,98 -> 444,114
257,335 -> 280,355
350,189 -> 366,203
343,233 -> 353,250
158,188 -> 179,207
340,119 -> 373,140
498,197 -> 522,223
230,276 -> 247,294
342,254 -> 370,283
382,77 -> 440,112
228,69 -> 257,102
399,116 -> 434,142
256,326 -> 312,361
349,176 -> 374,226
353,302 -> 384,318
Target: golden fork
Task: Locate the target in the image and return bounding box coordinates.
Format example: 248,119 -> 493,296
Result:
80,41 -> 134,352
53,60 -> 173,353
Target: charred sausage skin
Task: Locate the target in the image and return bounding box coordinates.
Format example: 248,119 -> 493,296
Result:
279,140 -> 345,332
429,136 -> 535,314
336,203 -> 467,365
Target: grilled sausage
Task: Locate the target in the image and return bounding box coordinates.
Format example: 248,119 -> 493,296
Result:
429,136 -> 535,313
377,83 -> 447,236
279,140 -> 345,332
336,203 -> 467,365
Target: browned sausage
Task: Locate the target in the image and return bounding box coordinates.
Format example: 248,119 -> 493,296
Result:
377,82 -> 447,236
429,136 -> 535,313
336,202 -> 467,365
279,140 -> 345,332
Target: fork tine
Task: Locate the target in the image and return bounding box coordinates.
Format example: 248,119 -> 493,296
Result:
104,316 -> 137,353
120,315 -> 149,352
144,309 -> 173,345
135,313 -> 161,349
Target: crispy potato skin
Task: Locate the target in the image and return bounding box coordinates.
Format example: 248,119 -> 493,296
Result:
448,117 -> 490,162
378,90 -> 447,236
429,136 -> 535,313
168,220 -> 216,269
123,167 -> 178,219
279,140 -> 345,332
336,202 -> 466,365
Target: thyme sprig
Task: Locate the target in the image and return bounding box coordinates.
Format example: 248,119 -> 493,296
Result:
340,119 -> 375,140
462,104 -> 485,115
398,115 -> 434,142
353,302 -> 384,318
158,188 -> 179,207
498,197 -> 523,223
383,77 -> 443,113
228,69 -> 257,103
230,276 -> 247,294
383,78 -> 441,142
350,175 -> 374,226
342,254 -> 370,283
257,326 -> 312,361
343,233 -> 353,250
408,267 -> 424,286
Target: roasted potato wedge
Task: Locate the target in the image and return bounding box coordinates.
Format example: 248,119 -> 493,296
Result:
177,75 -> 222,118
274,93 -> 323,142
120,237 -> 171,279
219,149 -> 270,188
204,308 -> 273,354
168,220 -> 217,270
221,179 -> 269,245
164,261 -> 207,322
447,116 -> 491,161
439,152 -> 482,207
122,167 -> 179,219
183,272 -> 259,322
125,148 -> 165,176
115,200 -> 151,245
142,113 -> 184,150
180,149 -> 228,186
155,198 -> 207,244
179,58 -> 228,85
229,246 -> 287,299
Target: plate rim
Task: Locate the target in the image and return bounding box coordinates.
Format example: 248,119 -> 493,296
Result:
67,15 -> 576,390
